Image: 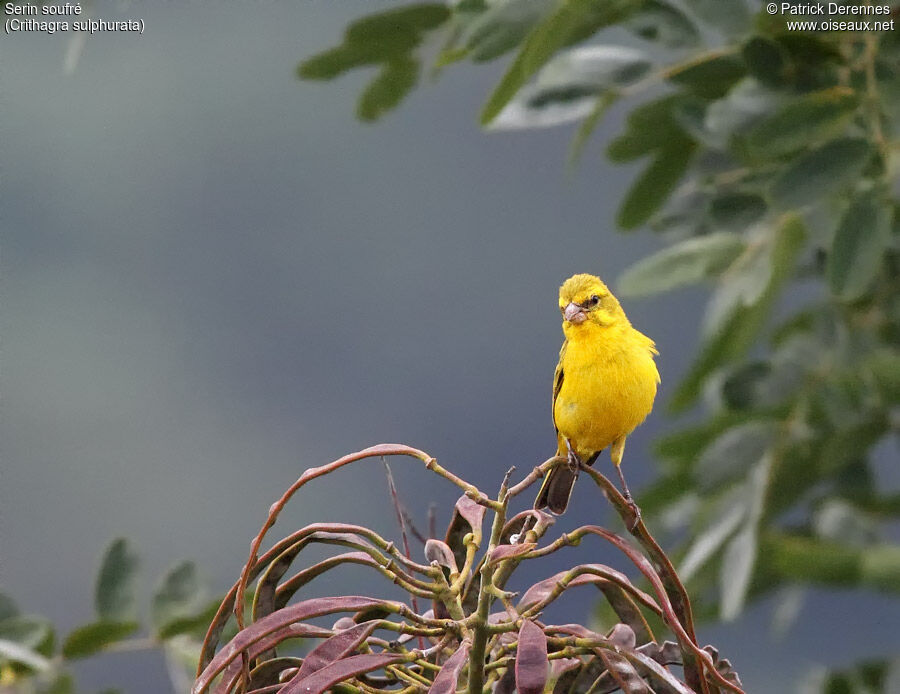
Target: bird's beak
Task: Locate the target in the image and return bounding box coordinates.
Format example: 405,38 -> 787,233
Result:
563,302 -> 587,324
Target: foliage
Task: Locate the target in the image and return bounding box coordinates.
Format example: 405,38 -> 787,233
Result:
299,2 -> 900,689
192,444 -> 743,694
0,539 -> 219,693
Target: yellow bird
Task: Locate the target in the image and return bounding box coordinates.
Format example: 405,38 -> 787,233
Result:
535,273 -> 660,516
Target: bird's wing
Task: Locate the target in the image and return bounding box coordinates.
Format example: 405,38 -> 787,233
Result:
552,340 -> 567,434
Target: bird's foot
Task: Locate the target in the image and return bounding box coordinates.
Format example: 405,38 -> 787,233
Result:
614,464 -> 641,530
624,494 -> 642,531
565,439 -> 581,473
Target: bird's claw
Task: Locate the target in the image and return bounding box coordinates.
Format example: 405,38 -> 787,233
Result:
625,497 -> 642,531
565,439 -> 580,472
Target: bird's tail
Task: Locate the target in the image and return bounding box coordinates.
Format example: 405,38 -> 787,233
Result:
534,464 -> 578,515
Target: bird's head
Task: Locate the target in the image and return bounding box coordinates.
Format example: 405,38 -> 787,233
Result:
558,273 -> 626,333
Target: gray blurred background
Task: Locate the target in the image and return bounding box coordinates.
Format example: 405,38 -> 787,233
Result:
2,2 -> 897,692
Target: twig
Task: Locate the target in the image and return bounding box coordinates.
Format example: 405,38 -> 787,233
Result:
507,456 -> 559,498
401,508 -> 430,545
230,444 -> 488,637
466,472 -> 513,694
382,457 -> 425,650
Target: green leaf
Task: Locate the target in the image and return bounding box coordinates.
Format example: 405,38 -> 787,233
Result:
151,562 -> 202,636
861,545 -> 900,593
681,0 -> 750,36
813,500 -> 880,546
0,639 -> 51,672
679,488 -> 747,581
625,0 -> 699,48
766,416 -> 887,519
0,616 -> 55,657
616,135 -> 696,230
617,232 -> 744,296
62,621 -> 140,660
493,85 -> 600,128
696,421 -> 774,492
771,306 -> 823,345
761,534 -> 859,588
607,97 -> 701,230
299,40 -> 416,80
480,0 -> 641,125
720,455 -> 768,620
702,79 -> 785,151
876,59 -> 900,117
669,97 -> 708,144
721,336 -> 816,409
742,87 -> 859,159
761,534 -> 900,593
667,53 -> 746,99
357,56 -> 420,122
720,524 -> 757,620
702,232 -> 773,338
769,138 -> 873,210
540,45 -> 652,88
654,410 -> 756,470
865,350 -> 900,403
650,190 -> 711,236
345,4 -> 450,42
434,45 -> 470,69
828,191 -> 891,301
809,374 -> 881,431
568,92 -> 618,164
491,46 -> 648,130
670,215 -> 805,412
709,192 -> 766,230
607,94 -> 691,161
770,586 -> 806,638
95,538 -> 139,622
43,673 -> 76,694
742,36 -> 789,88
465,0 -> 552,62
155,598 -> 222,640
637,473 -> 693,516
298,4 -> 449,80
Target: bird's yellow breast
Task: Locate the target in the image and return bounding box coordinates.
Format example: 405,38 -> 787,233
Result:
554,323 -> 659,459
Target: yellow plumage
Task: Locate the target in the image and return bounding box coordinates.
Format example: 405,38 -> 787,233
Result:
535,273 -> 659,515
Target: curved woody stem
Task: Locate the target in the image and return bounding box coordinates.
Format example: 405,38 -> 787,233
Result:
192,445 -> 744,694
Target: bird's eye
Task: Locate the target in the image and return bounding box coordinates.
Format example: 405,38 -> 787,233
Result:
588,295 -> 600,306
